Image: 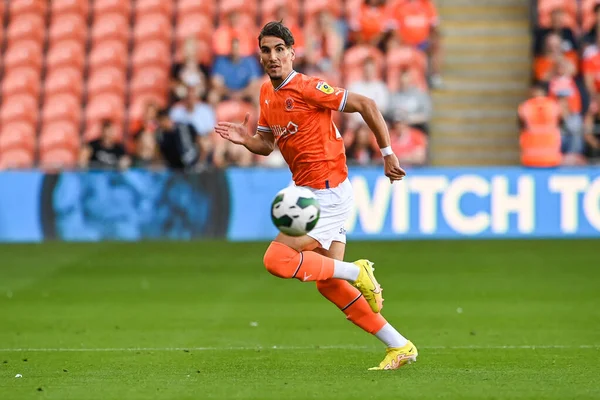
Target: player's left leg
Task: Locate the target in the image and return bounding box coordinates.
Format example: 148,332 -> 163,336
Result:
314,242 -> 417,370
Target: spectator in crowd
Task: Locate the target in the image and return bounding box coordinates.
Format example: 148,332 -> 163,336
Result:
169,85 -> 215,165
549,59 -> 585,160
389,0 -> 443,88
257,147 -> 287,168
534,8 -> 578,56
349,0 -> 389,48
345,123 -> 380,165
387,68 -> 432,133
155,108 -> 203,171
304,8 -> 345,75
79,119 -> 130,170
583,4 -> 600,45
389,116 -> 428,166
583,100 -> 600,162
132,130 -> 159,168
347,57 -> 389,126
518,83 -> 563,168
209,37 -> 263,106
171,37 -> 210,104
582,33 -> 600,103
212,135 -> 254,168
130,100 -> 159,138
534,32 -> 577,83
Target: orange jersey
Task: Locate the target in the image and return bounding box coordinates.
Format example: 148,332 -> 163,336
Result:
258,71 -> 348,189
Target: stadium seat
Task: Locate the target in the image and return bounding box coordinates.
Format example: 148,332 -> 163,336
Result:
42,94 -> 82,126
304,0 -> 342,20
6,14 -> 46,45
216,100 -> 254,124
44,67 -> 84,99
91,13 -> 130,45
0,95 -> 39,126
51,0 -> 89,19
131,41 -> 172,73
0,122 -> 36,146
176,13 -> 213,46
93,0 -> 131,19
0,125 -> 36,153
128,93 -> 167,121
342,45 -> 385,83
87,67 -> 126,98
261,0 -> 299,22
9,0 -> 47,18
85,94 -> 124,129
219,0 -> 257,21
129,68 -> 169,98
173,37 -> 212,67
87,40 -> 129,73
1,68 -> 40,98
582,0 -> 598,33
39,148 -> 79,170
177,0 -> 215,18
48,13 -> 88,44
135,0 -> 173,19
134,14 -> 172,46
45,40 -> 86,72
3,40 -> 44,72
0,148 -> 35,170
39,122 -> 80,153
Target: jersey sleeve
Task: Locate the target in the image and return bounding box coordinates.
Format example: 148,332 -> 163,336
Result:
257,86 -> 272,135
302,77 -> 349,112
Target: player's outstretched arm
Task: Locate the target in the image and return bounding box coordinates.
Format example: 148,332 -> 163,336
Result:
214,113 -> 275,156
343,92 -> 406,182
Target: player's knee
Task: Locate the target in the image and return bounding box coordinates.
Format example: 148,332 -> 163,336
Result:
263,241 -> 299,279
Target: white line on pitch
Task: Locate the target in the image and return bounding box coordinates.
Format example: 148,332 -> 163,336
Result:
0,344 -> 598,352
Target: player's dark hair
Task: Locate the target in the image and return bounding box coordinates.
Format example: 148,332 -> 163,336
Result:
258,21 -> 295,47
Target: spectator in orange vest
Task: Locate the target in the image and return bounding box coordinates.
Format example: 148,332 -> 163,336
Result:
518,84 -> 563,167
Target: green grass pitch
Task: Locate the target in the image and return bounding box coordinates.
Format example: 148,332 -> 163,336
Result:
0,240 -> 599,399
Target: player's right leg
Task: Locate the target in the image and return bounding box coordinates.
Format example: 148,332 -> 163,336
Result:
262,233 -> 383,312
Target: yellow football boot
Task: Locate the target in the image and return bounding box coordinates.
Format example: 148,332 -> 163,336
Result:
351,260 -> 383,313
368,341 -> 418,370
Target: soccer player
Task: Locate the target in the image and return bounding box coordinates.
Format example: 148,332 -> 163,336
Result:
215,22 -> 417,370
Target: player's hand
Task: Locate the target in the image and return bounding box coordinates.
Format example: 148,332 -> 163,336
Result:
383,154 -> 406,183
215,113 -> 250,145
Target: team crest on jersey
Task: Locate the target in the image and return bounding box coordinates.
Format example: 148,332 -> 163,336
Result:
316,81 -> 334,95
285,97 -> 294,111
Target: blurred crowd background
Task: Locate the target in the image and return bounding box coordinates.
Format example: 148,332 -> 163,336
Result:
0,0 -> 598,172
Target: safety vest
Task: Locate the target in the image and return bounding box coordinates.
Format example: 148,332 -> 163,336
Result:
518,97 -> 562,167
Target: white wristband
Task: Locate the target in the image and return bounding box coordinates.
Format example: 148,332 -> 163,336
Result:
380,146 -> 393,157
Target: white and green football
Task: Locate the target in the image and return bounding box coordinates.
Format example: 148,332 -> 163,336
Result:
270,186 -> 321,237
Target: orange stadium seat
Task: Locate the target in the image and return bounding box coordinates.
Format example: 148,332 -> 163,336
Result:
93,0 -> 131,19
0,95 -> 38,126
9,0 -> 47,18
6,14 -> 46,45
48,14 -> 88,44
0,125 -> 35,153
129,69 -> 168,102
44,68 -> 84,99
261,0 -> 300,22
582,0 -> 598,33
3,40 -> 44,72
304,0 -> 342,21
1,68 -> 40,98
128,93 -> 167,121
176,13 -> 213,45
87,67 -> 126,98
342,44 -> 385,83
0,148 -> 35,170
39,148 -> 79,170
42,94 -> 82,126
91,13 -> 130,45
131,41 -> 172,73
177,0 -> 215,18
134,14 -> 172,46
87,40 -> 128,73
51,0 -> 89,19
0,122 -> 36,146
0,1 -> 4,21
135,0 -> 173,19
45,40 -> 86,73
219,0 -> 257,21
216,100 -> 254,123
85,94 -> 124,128
39,122 -> 81,153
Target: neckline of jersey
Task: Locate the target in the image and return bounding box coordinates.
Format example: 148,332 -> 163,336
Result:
274,70 -> 298,91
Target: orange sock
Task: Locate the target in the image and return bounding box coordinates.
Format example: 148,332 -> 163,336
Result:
316,279 -> 387,334
263,241 -> 335,282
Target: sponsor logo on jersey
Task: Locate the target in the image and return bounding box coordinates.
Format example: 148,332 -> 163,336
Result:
272,121 -> 299,139
316,81 -> 334,95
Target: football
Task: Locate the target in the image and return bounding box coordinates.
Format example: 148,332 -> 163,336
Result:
270,186 -> 321,237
